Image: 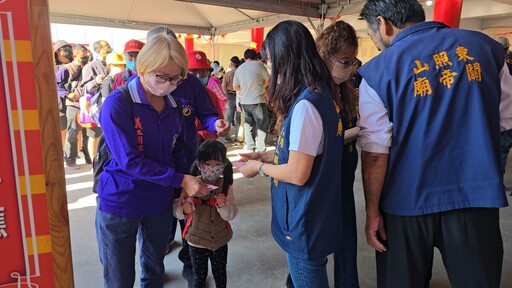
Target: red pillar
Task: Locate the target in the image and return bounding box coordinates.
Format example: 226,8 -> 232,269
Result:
251,27 -> 264,52
184,34 -> 194,53
433,0 -> 463,28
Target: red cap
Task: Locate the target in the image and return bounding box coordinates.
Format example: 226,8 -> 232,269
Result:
187,50 -> 211,70
124,39 -> 144,53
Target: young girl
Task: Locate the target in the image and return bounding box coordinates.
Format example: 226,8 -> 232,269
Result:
174,140 -> 238,288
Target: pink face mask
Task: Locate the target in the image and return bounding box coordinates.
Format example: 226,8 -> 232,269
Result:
143,72 -> 177,96
331,62 -> 353,85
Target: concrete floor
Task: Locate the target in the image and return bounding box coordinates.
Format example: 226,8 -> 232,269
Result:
66,139 -> 512,288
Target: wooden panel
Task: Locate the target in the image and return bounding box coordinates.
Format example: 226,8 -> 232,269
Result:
29,0 -> 74,287
0,0 -> 73,287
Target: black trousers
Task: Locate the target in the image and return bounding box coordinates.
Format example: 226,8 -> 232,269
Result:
377,208 -> 503,288
189,244 -> 228,288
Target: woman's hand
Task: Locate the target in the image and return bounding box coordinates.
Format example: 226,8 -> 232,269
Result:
215,119 -> 230,137
238,160 -> 262,178
181,175 -> 209,197
239,150 -> 274,163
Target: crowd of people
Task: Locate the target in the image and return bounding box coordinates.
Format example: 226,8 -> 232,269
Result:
53,0 -> 512,287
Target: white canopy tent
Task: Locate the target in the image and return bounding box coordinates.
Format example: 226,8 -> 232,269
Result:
48,0 -> 512,62
48,0 -> 512,36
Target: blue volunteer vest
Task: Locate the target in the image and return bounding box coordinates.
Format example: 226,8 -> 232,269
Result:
358,21 -> 508,215
271,86 -> 344,260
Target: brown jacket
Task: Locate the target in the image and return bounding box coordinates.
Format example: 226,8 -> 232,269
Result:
185,178 -> 233,251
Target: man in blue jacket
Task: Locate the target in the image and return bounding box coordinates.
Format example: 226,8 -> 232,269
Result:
358,0 -> 512,287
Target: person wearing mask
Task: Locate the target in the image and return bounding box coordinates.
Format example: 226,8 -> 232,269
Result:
222,56 -> 242,144
358,1 -> 512,287
56,45 -> 90,169
187,50 -> 226,144
208,62 -> 228,114
95,32 -> 211,288
144,26 -> 230,288
53,40 -> 73,147
316,20 -> 360,288
91,52 -> 126,116
81,40 -> 111,95
113,39 -> 144,90
239,20 -> 344,288
80,40 -> 111,161
53,40 -> 73,72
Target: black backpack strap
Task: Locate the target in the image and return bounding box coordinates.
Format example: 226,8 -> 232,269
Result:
92,85 -> 134,193
169,95 -> 193,155
119,85 -> 133,115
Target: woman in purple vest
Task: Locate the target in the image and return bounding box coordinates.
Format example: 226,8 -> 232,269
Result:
95,32 -> 210,287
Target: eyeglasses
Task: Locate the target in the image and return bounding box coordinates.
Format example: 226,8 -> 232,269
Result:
330,55 -> 358,68
150,71 -> 184,85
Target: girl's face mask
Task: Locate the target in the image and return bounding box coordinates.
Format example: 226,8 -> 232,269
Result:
198,161 -> 225,181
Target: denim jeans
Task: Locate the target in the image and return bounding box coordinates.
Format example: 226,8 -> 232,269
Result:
224,93 -> 238,141
287,254 -> 329,288
334,146 -> 359,288
168,188 -> 182,243
96,207 -> 172,288
64,106 -> 80,164
241,103 -> 268,151
501,129 -> 512,173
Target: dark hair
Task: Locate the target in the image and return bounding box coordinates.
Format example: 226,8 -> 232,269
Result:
190,140 -> 233,187
359,0 -> 425,32
243,49 -> 257,60
264,20 -> 340,116
316,20 -> 359,121
230,56 -> 241,68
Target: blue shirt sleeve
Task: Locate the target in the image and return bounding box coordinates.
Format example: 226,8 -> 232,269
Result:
99,90 -> 185,188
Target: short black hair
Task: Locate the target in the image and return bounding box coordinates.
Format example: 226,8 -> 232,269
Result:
230,56 -> 241,67
360,0 -> 425,32
196,140 -> 227,164
244,49 -> 257,60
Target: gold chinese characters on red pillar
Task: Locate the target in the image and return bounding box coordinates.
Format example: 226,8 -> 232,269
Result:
0,0 -> 73,287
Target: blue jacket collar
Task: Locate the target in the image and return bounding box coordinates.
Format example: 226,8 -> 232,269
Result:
391,21 -> 448,47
